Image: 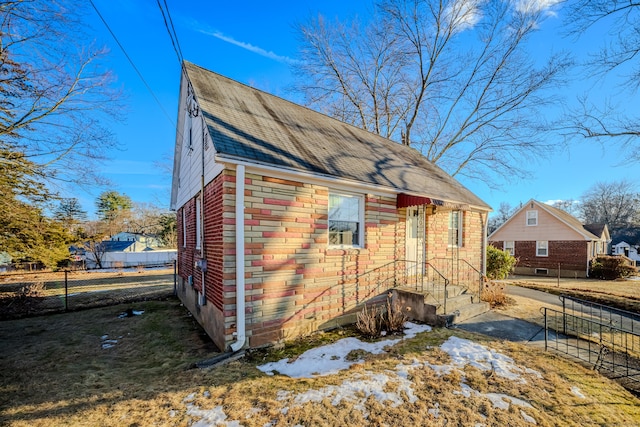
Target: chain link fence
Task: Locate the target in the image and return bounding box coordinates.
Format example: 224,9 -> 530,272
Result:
0,263 -> 176,320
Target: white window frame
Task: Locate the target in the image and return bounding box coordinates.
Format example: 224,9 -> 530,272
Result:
448,210 -> 463,247
182,208 -> 187,248
503,241 -> 514,255
195,196 -> 202,250
526,210 -> 538,226
536,240 -> 548,257
328,191 -> 364,248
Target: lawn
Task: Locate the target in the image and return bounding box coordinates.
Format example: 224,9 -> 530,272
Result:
1,297 -> 639,426
505,275 -> 640,313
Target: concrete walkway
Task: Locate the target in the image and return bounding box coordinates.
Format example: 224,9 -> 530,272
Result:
454,285 -> 554,346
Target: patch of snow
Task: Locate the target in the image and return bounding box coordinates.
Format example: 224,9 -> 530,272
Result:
186,403 -> 241,427
571,386 -> 586,399
118,309 -> 144,318
428,402 -> 440,418
258,322 -> 431,378
424,362 -> 454,376
440,336 -> 541,383
456,384 -> 533,411
100,335 -> 118,349
277,371 -> 416,418
521,410 -> 537,424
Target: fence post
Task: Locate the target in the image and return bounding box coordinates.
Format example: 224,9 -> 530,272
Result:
64,270 -> 68,312
544,308 -> 548,351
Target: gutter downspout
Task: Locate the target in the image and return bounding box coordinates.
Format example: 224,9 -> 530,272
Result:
230,164 -> 246,351
480,211 -> 488,302
482,211 -> 488,274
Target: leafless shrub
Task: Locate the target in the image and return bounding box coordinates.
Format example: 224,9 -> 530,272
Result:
381,294 -> 408,334
18,282 -> 46,299
355,304 -> 382,339
481,281 -> 507,308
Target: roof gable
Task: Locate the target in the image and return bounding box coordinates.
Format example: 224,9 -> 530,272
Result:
179,61 -> 489,210
489,199 -> 606,241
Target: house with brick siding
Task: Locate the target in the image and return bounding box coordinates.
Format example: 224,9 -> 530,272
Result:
489,199 -> 610,278
170,61 -> 491,351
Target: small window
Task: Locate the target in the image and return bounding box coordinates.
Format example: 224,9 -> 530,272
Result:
504,241 -> 514,255
526,210 -> 538,226
448,210 -> 463,247
328,192 -> 363,247
536,240 -> 548,257
195,196 -> 202,250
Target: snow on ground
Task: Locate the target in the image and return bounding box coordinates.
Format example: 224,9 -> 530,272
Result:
257,322 -> 431,378
184,325 -> 557,426
571,386 -> 586,399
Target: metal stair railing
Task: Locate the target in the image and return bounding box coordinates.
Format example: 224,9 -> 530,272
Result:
428,257 -> 482,302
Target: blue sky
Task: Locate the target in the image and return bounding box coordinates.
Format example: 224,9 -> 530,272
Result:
81,0 -> 639,218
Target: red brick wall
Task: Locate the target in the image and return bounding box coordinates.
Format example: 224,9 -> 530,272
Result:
177,197 -> 199,289
490,240 -> 589,275
179,168 -> 487,349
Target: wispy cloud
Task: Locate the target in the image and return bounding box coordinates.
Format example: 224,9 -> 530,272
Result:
196,25 -> 298,65
514,0 -> 562,15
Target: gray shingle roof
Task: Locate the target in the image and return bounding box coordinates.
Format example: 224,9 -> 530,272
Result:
184,61 -> 490,210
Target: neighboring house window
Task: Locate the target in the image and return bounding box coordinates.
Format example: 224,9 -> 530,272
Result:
182,208 -> 187,248
195,197 -> 202,249
536,240 -> 548,257
526,210 -> 538,226
328,192 -> 363,247
448,210 -> 463,247
504,241 -> 514,255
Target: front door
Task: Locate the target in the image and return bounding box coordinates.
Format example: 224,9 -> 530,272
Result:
405,207 -> 424,277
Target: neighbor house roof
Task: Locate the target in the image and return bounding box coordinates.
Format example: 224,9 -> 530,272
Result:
95,241 -> 135,252
489,199 -> 609,241
179,61 -> 490,210
610,227 -> 640,245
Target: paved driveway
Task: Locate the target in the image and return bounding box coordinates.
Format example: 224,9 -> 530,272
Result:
455,285 -> 559,346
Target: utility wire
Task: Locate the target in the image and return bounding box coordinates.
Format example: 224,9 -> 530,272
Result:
158,0 -> 184,65
89,0 -> 176,127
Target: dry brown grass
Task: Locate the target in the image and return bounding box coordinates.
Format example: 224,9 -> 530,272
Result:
0,269 -> 174,320
1,299 -> 640,426
507,276 -> 640,313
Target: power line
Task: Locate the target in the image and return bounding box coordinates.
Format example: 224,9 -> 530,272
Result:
89,0 -> 176,127
157,0 -> 184,65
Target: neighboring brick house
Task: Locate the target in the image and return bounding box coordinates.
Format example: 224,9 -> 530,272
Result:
170,61 -> 491,351
489,200 -> 610,278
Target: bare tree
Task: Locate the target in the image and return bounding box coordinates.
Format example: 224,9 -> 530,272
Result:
488,202 -> 515,234
85,240 -> 107,269
0,0 -> 120,188
549,199 -> 580,218
579,180 -> 640,228
294,0 -> 572,184
562,0 -> 640,158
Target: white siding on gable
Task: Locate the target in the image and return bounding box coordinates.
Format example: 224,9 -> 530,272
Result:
174,76 -> 224,210
491,204 -> 585,242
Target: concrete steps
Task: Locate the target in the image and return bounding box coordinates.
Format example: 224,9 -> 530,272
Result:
392,285 -> 490,327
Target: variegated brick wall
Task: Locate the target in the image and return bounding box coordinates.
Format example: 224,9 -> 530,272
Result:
177,168 -> 486,349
